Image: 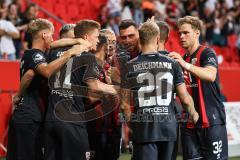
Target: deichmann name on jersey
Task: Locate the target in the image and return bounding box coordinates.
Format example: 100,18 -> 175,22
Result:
133,62 -> 172,72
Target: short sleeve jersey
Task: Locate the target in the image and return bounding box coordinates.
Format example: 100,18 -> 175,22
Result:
13,49 -> 47,122
47,47 -> 99,126
122,53 -> 184,143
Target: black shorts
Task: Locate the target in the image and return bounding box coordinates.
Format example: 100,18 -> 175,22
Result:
181,124 -> 228,160
132,141 -> 176,160
44,121 -> 91,160
6,119 -> 43,160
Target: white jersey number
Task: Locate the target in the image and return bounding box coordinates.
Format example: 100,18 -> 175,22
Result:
137,72 -> 173,107
54,58 -> 73,89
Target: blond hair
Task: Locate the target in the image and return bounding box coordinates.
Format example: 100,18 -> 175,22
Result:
177,16 -> 203,31
139,22 -> 160,45
27,18 -> 54,38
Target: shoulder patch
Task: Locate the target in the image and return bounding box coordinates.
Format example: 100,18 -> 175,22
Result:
33,53 -> 45,63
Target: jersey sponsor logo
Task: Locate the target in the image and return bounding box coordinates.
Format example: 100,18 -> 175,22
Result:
33,53 -> 45,63
51,89 -> 73,98
142,107 -> 168,115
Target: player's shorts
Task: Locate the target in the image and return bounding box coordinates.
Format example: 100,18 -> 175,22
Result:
44,121 -> 92,160
6,119 -> 43,160
132,141 -> 176,160
87,124 -> 121,160
181,124 -> 228,160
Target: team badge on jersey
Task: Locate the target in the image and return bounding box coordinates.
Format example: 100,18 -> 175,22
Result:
33,53 -> 45,63
191,58 -> 197,65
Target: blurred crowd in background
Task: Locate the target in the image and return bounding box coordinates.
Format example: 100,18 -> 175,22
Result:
0,0 -> 240,60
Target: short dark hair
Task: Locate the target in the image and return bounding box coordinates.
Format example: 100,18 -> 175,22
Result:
59,24 -> 76,37
74,19 -> 100,38
156,21 -> 169,42
119,19 -> 137,31
96,33 -> 108,52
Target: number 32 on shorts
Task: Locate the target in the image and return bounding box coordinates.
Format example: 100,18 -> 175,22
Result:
213,140 -> 222,159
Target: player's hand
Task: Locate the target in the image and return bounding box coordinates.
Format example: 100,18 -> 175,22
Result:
146,16 -> 155,23
168,52 -> 186,68
68,43 -> 91,56
105,67 -> 112,84
192,112 -> 199,124
13,94 -> 22,105
76,38 -> 92,49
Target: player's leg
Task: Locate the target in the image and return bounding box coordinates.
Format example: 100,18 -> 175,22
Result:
44,122 -> 59,160
200,124 -> 228,160
180,127 -> 203,160
6,120 -> 41,160
157,141 -> 176,160
107,127 -> 121,160
58,123 -> 91,160
132,142 -> 158,160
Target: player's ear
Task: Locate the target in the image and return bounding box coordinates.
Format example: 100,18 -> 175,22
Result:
195,29 -> 200,37
42,32 -> 46,40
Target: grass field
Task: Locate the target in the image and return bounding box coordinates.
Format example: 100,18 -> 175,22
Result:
119,154 -> 240,160
1,155 -> 240,160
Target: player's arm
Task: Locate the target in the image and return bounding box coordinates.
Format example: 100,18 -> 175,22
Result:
86,79 -> 118,95
169,52 -> 217,82
36,44 -> 90,78
86,79 -> 119,105
176,83 -> 199,124
120,88 -> 132,123
50,38 -> 91,49
13,69 -> 35,105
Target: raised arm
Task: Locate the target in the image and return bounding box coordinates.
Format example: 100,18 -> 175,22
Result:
169,52 -> 217,82
36,44 -> 90,78
50,38 -> 91,49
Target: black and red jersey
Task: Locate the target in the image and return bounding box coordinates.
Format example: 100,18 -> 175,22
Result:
183,45 -> 226,128
86,63 -> 119,132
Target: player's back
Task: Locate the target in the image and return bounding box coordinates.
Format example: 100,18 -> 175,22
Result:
47,47 -> 98,125
124,53 -> 184,143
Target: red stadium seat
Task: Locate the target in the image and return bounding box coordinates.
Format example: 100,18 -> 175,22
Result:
67,5 -> 79,21
228,34 -> 237,48
53,4 -> 68,21
39,2 -> 54,13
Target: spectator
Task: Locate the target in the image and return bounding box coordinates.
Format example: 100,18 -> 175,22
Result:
21,3 -> 38,50
142,0 -> 155,21
6,3 -> 22,59
154,0 -> 167,20
133,0 -> 143,25
0,7 -> 20,60
107,0 -> 122,18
